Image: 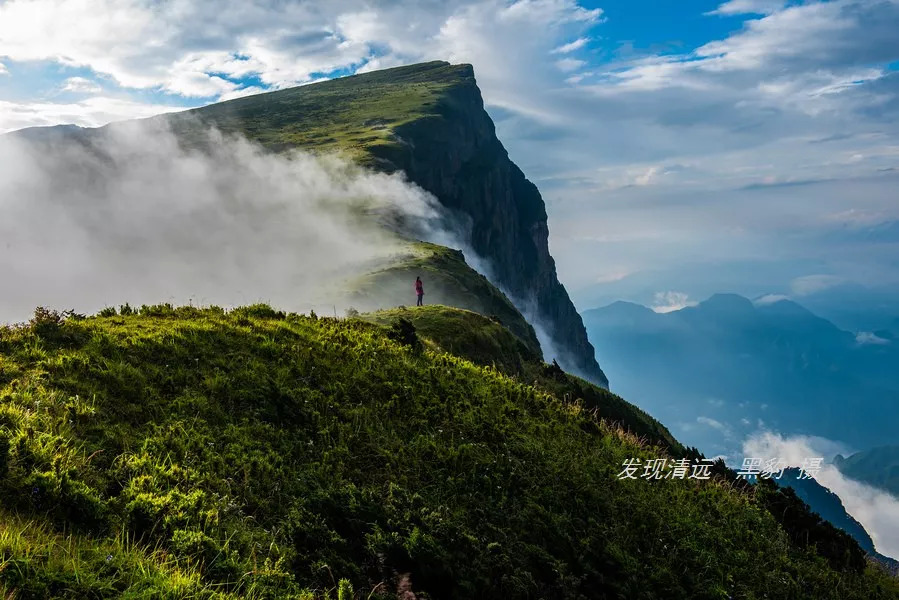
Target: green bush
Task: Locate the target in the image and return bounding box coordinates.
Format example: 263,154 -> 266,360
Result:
387,317 -> 422,353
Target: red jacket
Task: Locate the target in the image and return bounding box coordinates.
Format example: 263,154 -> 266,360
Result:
415,280 -> 423,294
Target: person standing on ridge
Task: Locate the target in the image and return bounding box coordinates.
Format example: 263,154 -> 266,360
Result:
415,276 -> 424,306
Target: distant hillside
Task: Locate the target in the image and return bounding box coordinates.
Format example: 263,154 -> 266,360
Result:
779,283 -> 899,334
0,305 -> 895,598
835,445 -> 899,497
582,294 -> 899,455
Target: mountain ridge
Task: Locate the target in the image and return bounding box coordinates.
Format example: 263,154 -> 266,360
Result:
8,61 -> 607,388
583,292 -> 899,453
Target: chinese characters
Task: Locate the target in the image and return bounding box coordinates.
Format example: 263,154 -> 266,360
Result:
617,458 -> 715,480
616,457 -> 824,480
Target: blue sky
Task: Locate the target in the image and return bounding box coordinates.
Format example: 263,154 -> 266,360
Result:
2,0 -> 898,314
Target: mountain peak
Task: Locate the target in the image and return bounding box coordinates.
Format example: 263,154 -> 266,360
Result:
695,293 -> 755,315
756,298 -> 815,317
168,61 -> 608,386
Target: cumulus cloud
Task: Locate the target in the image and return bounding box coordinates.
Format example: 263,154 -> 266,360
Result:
555,58 -> 586,72
0,97 -> 184,134
706,0 -> 786,16
754,293 -> 790,305
551,37 -> 589,54
856,331 -> 891,345
651,291 -> 697,313
743,431 -> 899,558
2,0 -> 898,309
0,121 -> 446,323
697,416 -> 734,437
61,77 -> 102,94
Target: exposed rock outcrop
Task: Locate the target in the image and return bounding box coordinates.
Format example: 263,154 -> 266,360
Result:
367,63 -> 607,386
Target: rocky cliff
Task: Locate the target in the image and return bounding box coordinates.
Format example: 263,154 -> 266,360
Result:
365,62 -> 608,386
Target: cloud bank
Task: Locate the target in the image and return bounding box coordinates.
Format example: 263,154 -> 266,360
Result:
2,0 -> 898,329
744,430 -> 899,559
0,121 -> 444,323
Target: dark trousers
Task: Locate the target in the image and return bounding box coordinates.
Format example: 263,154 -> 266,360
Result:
416,293 -> 423,306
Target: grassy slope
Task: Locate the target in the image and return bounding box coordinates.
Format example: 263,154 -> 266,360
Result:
347,243 -> 541,357
160,61 -> 466,163
361,305 -> 682,453
0,306 -> 897,599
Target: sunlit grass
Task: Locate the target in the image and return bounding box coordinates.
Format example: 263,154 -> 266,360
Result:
0,306 -> 895,598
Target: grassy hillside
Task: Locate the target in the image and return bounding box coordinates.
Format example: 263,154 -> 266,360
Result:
361,305 -> 681,453
159,61 -> 468,163
0,306 -> 897,599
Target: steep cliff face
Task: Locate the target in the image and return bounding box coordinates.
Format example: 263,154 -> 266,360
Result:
368,63 -> 608,386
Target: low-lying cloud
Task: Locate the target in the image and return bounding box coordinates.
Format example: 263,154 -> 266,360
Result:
0,121 -> 446,323
744,430 -> 899,559
651,291 -> 697,313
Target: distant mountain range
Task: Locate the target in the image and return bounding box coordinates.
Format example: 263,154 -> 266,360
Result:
777,468 -> 898,572
582,293 -> 899,457
835,445 -> 899,497
788,283 -> 899,335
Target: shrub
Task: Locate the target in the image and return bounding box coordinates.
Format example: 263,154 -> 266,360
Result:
234,304 -> 286,320
29,307 -> 85,345
542,359 -> 566,380
387,318 -> 422,354
30,307 -> 68,337
139,303 -> 175,317
337,578 -> 354,600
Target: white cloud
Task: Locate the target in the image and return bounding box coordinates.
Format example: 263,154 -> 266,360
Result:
707,0 -> 786,16
856,331 -> 891,345
555,57 -> 586,72
743,431 -> 899,558
790,274 -> 845,296
500,0 -> 603,25
552,37 -> 589,54
593,268 -> 633,284
218,86 -> 268,102
61,76 -> 102,93
0,97 -> 186,133
1,0 -> 898,307
0,62 -> 7,75
0,121 -> 447,323
754,293 -> 790,305
698,416 -> 733,437
652,291 -> 698,313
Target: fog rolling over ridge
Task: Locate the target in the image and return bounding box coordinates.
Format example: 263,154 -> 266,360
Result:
0,121 -> 448,323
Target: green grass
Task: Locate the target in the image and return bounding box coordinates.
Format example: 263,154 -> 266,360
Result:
0,305 -> 897,599
159,61 -> 471,163
361,305 -> 539,375
360,304 -> 682,453
346,242 -> 542,357
0,510 -> 239,599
